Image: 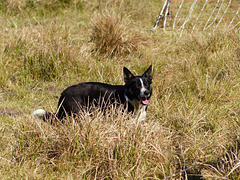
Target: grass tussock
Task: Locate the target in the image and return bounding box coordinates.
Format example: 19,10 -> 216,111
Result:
91,12 -> 147,57
0,0 -> 240,179
2,110 -> 171,179
2,24 -> 81,82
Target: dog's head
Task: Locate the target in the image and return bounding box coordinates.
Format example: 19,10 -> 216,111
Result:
123,65 -> 152,105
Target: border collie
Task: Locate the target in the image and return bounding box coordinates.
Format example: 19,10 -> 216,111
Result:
32,65 -> 152,122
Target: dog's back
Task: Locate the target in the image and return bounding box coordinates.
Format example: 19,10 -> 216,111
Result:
57,82 -> 127,119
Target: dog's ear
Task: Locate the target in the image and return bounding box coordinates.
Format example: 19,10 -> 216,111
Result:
142,65 -> 152,82
123,67 -> 135,83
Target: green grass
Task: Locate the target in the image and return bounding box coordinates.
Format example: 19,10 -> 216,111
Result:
0,0 -> 240,179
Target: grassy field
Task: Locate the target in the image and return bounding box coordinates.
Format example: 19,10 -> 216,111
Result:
0,0 -> 239,179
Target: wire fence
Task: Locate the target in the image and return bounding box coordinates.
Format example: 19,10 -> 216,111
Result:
153,0 -> 240,36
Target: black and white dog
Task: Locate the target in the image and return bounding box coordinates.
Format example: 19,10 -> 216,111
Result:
33,65 -> 152,122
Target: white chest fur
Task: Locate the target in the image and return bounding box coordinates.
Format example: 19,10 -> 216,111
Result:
135,104 -> 147,122
125,95 -> 148,123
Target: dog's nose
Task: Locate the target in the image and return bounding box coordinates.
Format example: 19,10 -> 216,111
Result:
144,91 -> 150,97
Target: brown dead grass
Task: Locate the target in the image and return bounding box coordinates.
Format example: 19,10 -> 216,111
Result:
0,0 -> 239,179
91,11 -> 147,57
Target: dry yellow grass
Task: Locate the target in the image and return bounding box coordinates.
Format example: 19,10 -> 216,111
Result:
0,0 -> 239,179
91,11 -> 147,57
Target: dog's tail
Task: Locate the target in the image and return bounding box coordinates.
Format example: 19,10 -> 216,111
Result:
32,109 -> 56,123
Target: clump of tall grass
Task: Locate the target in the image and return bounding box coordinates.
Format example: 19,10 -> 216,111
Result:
91,12 -> 147,57
1,107 -> 174,179
2,25 -> 79,82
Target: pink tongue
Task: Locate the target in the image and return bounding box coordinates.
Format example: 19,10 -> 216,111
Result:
142,99 -> 149,105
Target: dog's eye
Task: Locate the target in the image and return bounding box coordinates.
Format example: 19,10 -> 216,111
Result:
144,81 -> 149,87
136,82 -> 141,88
